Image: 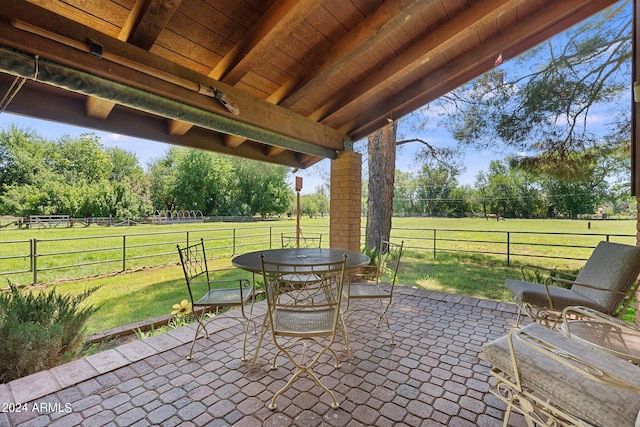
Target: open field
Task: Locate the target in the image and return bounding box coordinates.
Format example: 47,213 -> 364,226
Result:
0,217 -> 637,334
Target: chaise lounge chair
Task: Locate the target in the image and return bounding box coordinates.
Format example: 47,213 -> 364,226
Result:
504,241 -> 640,329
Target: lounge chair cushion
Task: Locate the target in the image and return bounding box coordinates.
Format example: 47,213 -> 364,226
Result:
572,241 -> 640,314
504,279 -> 606,312
483,323 -> 640,427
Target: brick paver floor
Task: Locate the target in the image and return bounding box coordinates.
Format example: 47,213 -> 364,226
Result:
0,286 -> 528,426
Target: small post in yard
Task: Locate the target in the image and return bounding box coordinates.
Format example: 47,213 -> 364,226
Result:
295,176 -> 303,248
32,238 -> 37,284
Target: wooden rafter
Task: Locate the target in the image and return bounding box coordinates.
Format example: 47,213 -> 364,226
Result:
85,0 -> 152,123
312,0 -> 513,125
210,0 -> 321,84
127,0 -> 193,138
270,0 -> 428,107
128,0 -> 183,50
339,0 -> 618,140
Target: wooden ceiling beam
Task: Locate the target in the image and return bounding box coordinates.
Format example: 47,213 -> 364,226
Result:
298,153 -> 323,168
229,0 -> 427,151
224,135 -> 246,148
86,96 -> 116,119
344,0 -> 618,141
84,0 -> 150,124
123,0 -> 194,139
168,119 -> 192,136
270,0 -> 426,107
210,0 -> 321,85
0,1 -> 347,152
310,0 -> 513,124
1,77 -> 308,168
120,0 -> 148,42
266,146 -> 286,157
128,0 -> 183,50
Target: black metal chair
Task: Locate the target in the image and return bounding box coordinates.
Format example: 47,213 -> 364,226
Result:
343,240 -> 404,346
281,233 -> 322,248
177,238 -> 255,360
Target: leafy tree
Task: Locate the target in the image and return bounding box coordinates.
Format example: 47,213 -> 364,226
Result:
311,185 -> 330,217
444,2 -> 631,179
448,185 -> 474,218
300,192 -> 330,218
413,163 -> 459,216
106,147 -> 143,182
147,149 -> 293,217
171,149 -> 234,215
542,179 -> 605,218
0,126 -> 150,219
0,125 -> 48,190
393,170 -> 416,215
50,133 -> 110,184
475,160 -> 545,218
232,158 -> 291,217
147,147 -> 180,212
300,195 -> 318,218
537,151 -> 610,218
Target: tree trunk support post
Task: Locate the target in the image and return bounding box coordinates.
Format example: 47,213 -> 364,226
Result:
330,150 -> 362,252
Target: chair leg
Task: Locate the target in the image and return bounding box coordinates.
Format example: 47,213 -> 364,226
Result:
268,368 -> 302,410
376,300 -> 395,345
378,312 -> 395,345
268,350 -> 340,410
305,369 -> 340,408
241,298 -> 258,362
251,315 -> 270,366
514,307 -> 523,327
339,313 -> 352,359
187,314 -> 207,360
241,319 -> 250,362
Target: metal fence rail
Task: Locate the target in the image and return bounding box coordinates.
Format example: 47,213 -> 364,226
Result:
0,224 -> 635,285
389,227 -> 636,266
0,224 -> 330,285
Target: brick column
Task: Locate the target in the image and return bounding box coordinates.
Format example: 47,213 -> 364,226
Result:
330,150 -> 362,252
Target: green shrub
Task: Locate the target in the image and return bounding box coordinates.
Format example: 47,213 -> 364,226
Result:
0,283 -> 100,382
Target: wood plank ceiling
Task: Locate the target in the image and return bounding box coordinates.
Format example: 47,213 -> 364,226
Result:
0,0 -> 618,169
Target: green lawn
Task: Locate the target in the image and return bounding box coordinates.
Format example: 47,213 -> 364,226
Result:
1,217 -> 637,334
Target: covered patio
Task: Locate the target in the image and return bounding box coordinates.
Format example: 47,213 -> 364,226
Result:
0,286 -> 524,426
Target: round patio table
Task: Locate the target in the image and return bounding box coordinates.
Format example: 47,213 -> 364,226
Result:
233,247 -> 369,365
232,247 -> 370,273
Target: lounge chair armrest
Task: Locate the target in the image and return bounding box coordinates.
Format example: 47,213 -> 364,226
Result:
520,264 -> 578,281
562,306 -> 640,335
549,278 -> 630,297
508,327 -> 640,392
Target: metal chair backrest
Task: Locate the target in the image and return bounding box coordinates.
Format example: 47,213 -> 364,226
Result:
177,238 -> 210,305
376,240 -> 404,289
260,255 -> 347,324
281,233 -> 322,248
